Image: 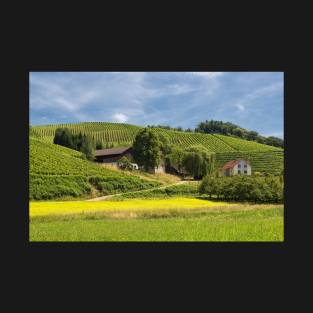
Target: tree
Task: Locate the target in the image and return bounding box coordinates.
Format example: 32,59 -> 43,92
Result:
117,156 -> 133,171
53,128 -> 74,149
95,140 -> 104,149
167,146 -> 185,172
246,131 -> 259,141
80,135 -> 94,161
132,128 -> 161,171
233,127 -> 244,138
199,175 -> 215,199
182,145 -> 215,179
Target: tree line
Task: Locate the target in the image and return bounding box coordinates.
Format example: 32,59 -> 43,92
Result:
53,128 -> 98,160
195,120 -> 284,148
199,174 -> 283,203
147,120 -> 284,148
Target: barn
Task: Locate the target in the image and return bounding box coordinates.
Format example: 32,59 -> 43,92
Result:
94,147 -> 135,164
222,159 -> 251,176
94,146 -> 165,172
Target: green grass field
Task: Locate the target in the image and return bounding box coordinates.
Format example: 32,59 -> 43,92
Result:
29,199 -> 284,242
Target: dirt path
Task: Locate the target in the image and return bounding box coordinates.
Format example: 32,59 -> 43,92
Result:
86,180 -> 190,202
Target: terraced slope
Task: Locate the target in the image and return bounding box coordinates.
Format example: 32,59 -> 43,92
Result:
215,151 -> 284,175
214,134 -> 280,152
30,138 -> 160,200
31,122 -> 284,175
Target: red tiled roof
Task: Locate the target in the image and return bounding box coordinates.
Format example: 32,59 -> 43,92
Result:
94,146 -> 132,157
222,159 -> 250,170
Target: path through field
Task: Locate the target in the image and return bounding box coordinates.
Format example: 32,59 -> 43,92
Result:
86,180 -> 190,202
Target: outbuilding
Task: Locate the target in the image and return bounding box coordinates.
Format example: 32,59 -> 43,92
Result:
94,146 -> 134,163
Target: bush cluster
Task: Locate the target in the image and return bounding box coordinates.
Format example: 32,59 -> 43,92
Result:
53,128 -> 95,160
29,175 -> 92,200
199,175 -> 283,203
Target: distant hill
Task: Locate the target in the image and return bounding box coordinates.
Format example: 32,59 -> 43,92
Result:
31,122 -> 284,175
29,137 -> 160,200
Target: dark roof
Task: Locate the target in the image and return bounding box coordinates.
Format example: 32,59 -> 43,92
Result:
222,159 -> 250,170
94,146 -> 132,157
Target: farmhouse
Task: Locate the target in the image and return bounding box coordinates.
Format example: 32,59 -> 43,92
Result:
222,159 -> 251,176
94,146 -> 165,173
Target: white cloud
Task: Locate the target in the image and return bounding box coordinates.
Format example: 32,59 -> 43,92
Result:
113,113 -> 128,123
233,82 -> 283,113
190,72 -> 224,78
236,104 -> 245,112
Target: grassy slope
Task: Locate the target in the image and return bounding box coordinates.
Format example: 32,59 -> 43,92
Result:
30,206 -> 284,241
31,122 -> 283,175
30,137 -> 161,200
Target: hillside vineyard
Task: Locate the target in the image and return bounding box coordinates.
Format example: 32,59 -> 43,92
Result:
32,122 -> 284,175
29,137 -> 161,200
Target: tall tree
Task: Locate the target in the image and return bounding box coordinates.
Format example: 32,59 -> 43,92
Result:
132,128 -> 161,171
182,145 -> 215,179
80,135 -> 94,161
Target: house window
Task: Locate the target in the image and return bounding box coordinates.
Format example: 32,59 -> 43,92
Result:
244,170 -> 247,174
238,170 -> 241,174
244,164 -> 247,168
238,164 -> 241,168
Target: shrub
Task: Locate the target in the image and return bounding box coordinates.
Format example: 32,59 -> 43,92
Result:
117,156 -> 134,171
199,175 -> 283,203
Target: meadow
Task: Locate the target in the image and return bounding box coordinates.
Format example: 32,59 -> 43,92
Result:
29,203 -> 284,242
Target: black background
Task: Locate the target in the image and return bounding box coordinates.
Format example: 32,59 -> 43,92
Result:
3,3 -> 310,309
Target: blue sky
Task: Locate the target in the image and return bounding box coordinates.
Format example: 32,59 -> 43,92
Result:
29,72 -> 284,138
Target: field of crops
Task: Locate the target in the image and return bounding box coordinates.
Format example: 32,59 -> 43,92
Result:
31,122 -> 282,152
214,134 -> 281,152
30,138 -> 161,200
31,122 -> 284,175
215,151 -> 284,175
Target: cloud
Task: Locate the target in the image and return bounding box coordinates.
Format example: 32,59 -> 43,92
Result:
236,104 -> 245,112
29,72 -> 283,138
233,81 -> 283,113
113,113 -> 128,123
190,72 -> 224,78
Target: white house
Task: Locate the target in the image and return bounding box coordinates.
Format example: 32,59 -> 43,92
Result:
222,159 -> 251,176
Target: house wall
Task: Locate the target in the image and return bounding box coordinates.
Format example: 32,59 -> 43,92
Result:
148,165 -> 165,174
233,160 -> 251,175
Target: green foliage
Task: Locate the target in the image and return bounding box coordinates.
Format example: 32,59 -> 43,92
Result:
32,122 -> 283,175
199,175 -> 284,203
117,156 -> 134,171
30,175 -> 91,200
114,183 -> 200,199
53,128 -> 95,160
53,128 -> 74,148
167,146 -> 185,172
132,128 -> 161,171
29,138 -> 161,200
182,145 -> 215,179
95,140 -> 104,149
195,119 -> 284,148
80,134 -> 94,161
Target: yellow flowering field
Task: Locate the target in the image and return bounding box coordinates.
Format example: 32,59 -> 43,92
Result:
30,198 -> 230,217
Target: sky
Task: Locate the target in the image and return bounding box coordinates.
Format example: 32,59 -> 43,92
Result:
29,72 -> 284,138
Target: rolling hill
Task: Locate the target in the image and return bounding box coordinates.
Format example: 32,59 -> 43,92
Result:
31,122 -> 284,175
29,137 -> 161,200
